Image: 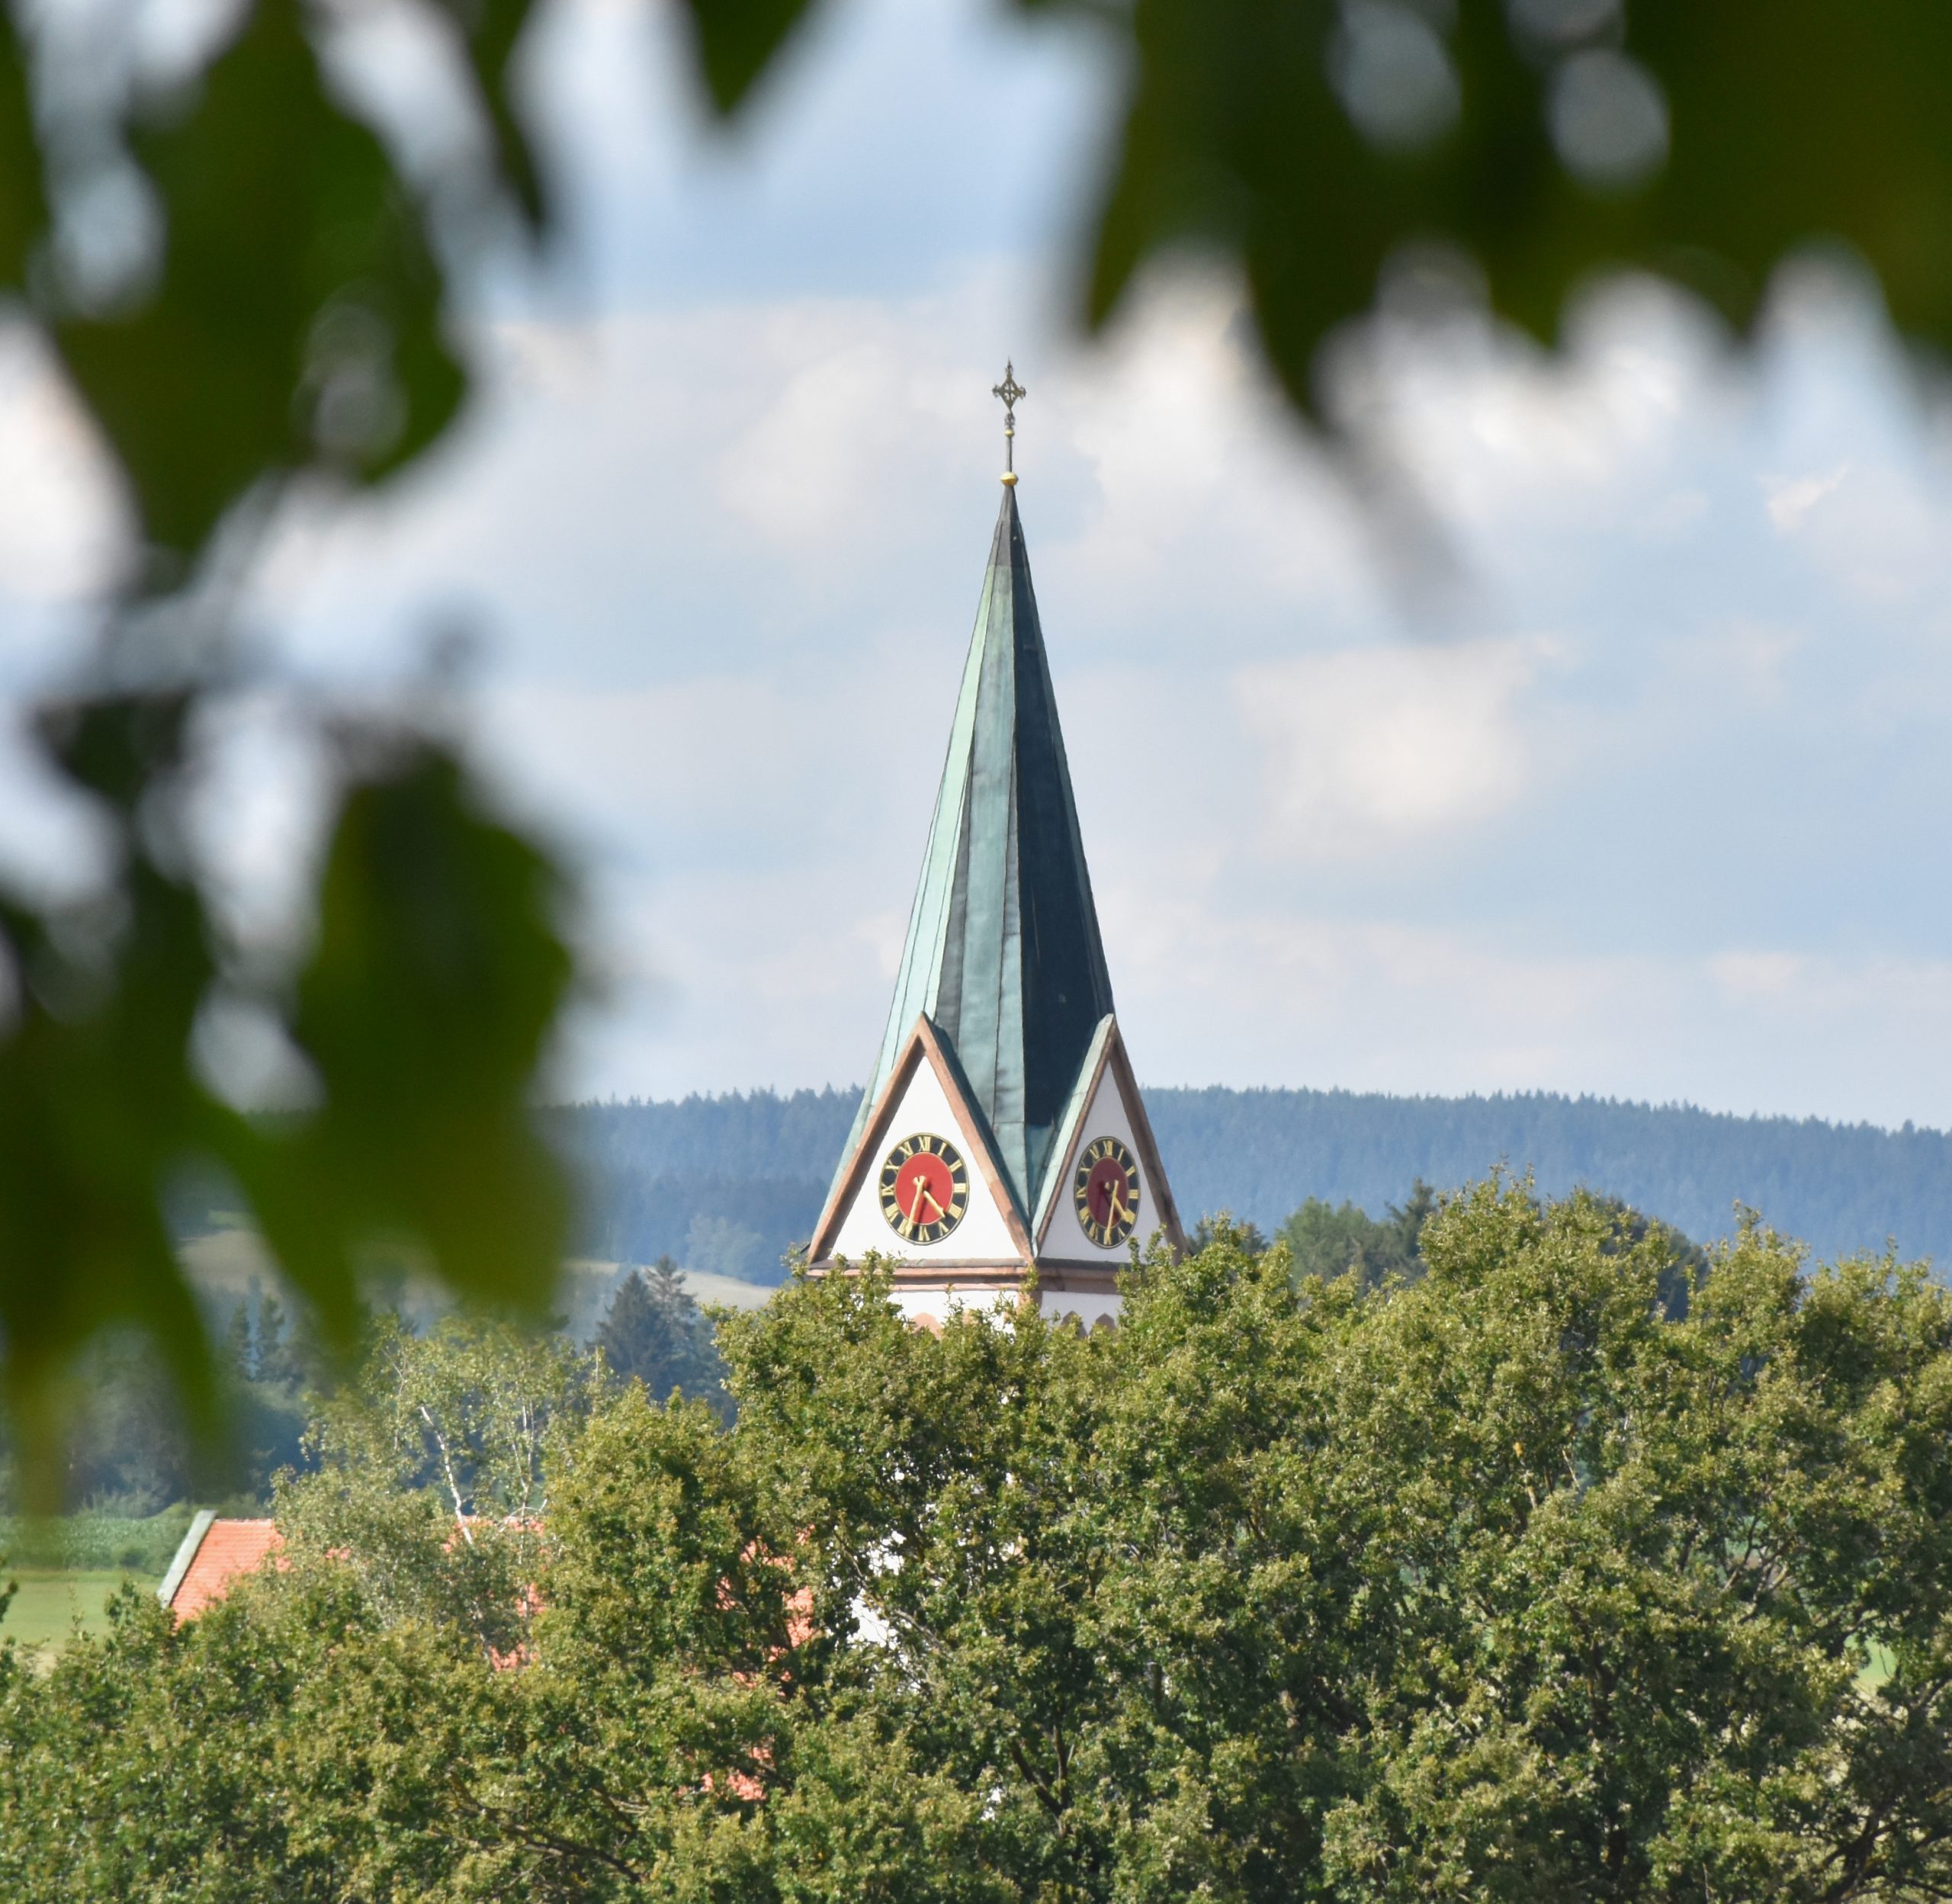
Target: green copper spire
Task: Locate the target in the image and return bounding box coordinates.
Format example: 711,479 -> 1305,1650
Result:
840,482 -> 1116,1214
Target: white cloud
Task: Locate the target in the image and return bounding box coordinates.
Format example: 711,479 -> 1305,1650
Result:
1234,637 -> 1550,857
1113,907 -> 1952,1131
1766,461 -> 1849,532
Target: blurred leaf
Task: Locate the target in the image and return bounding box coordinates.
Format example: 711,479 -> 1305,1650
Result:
1633,2 -> 1952,341
224,740 -> 575,1343
37,687 -> 193,815
1080,0 -> 1952,413
53,0 -> 464,563
0,696 -> 221,1506
427,0 -> 551,229
0,9 -> 45,287
679,0 -> 817,114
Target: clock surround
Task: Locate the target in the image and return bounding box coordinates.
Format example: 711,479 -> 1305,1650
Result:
1074,1135 -> 1141,1248
878,1132 -> 970,1245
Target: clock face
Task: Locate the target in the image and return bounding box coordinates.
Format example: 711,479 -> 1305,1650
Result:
878,1133 -> 970,1244
1074,1135 -> 1141,1247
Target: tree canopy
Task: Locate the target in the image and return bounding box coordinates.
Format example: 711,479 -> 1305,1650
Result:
6,1182 -> 1952,1899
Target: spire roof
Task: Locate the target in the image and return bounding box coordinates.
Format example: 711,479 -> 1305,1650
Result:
840,484 -> 1115,1215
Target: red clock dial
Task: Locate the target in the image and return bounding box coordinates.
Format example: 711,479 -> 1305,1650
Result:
878,1134 -> 969,1244
1074,1136 -> 1141,1247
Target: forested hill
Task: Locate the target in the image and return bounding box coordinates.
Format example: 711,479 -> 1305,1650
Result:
1141,1089 -> 1952,1266
548,1086 -> 1952,1280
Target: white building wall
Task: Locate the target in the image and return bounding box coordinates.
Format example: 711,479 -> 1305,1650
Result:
888,1283 -> 1121,1332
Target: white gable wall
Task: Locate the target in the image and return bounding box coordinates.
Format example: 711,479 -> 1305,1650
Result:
828,1056 -> 1024,1266
1041,1059 -> 1169,1262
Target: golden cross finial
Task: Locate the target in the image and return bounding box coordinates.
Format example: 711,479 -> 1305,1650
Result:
992,360 -> 1026,486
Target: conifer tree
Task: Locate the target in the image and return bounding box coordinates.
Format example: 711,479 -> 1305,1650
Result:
251,1295 -> 300,1391
222,1305 -> 253,1383
594,1257 -> 723,1408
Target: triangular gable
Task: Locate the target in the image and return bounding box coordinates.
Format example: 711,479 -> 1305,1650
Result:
809,1015 -> 1035,1268
1032,1014 -> 1186,1261
1032,1014 -> 1117,1239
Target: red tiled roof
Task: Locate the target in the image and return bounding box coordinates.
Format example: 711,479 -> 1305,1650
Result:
163,1517 -> 283,1619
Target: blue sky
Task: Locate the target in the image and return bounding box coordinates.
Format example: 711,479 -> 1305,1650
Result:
5,0 -> 1952,1128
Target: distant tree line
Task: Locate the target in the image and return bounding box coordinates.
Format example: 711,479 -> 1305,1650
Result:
1,1259 -> 729,1527
1146,1087 -> 1952,1266
541,1085 -> 1952,1277
0,1296 -> 315,1520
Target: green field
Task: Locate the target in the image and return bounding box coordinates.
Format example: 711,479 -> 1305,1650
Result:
2,1571 -> 155,1659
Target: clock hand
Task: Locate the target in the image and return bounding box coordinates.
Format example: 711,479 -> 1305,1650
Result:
916,1182 -> 946,1222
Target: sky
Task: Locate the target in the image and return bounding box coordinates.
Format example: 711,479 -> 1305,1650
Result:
6,0 -> 1952,1128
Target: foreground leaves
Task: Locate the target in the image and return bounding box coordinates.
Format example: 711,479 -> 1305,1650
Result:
225,742 -> 576,1341
0,712 -> 575,1501
53,0 -> 464,563
1083,0 -> 1952,413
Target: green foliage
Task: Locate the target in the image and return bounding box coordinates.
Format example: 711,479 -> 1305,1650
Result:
223,742 -> 577,1338
1143,1086 -> 1952,1266
555,1086 -> 1950,1279
679,0 -> 819,115
1279,1178 -> 1434,1289
551,1087 -> 849,1276
252,1292 -> 302,1391
31,1294 -> 312,1514
1080,0 -> 1952,416
53,0 -> 463,560
4,1186 -> 1951,1897
1189,1212 -> 1271,1254
278,1310 -> 586,1655
0,715 -> 576,1501
0,11 -> 42,288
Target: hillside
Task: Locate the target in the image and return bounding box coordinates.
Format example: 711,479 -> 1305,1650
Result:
548,1086 -> 1952,1279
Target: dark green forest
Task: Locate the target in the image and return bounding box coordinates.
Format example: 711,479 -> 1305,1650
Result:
551,1086 -> 1952,1280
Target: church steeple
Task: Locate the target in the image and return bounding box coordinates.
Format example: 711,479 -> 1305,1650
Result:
843,483 -> 1116,1215
811,371 -> 1182,1327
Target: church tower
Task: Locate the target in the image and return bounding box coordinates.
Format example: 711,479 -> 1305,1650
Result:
807,367 -> 1184,1327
